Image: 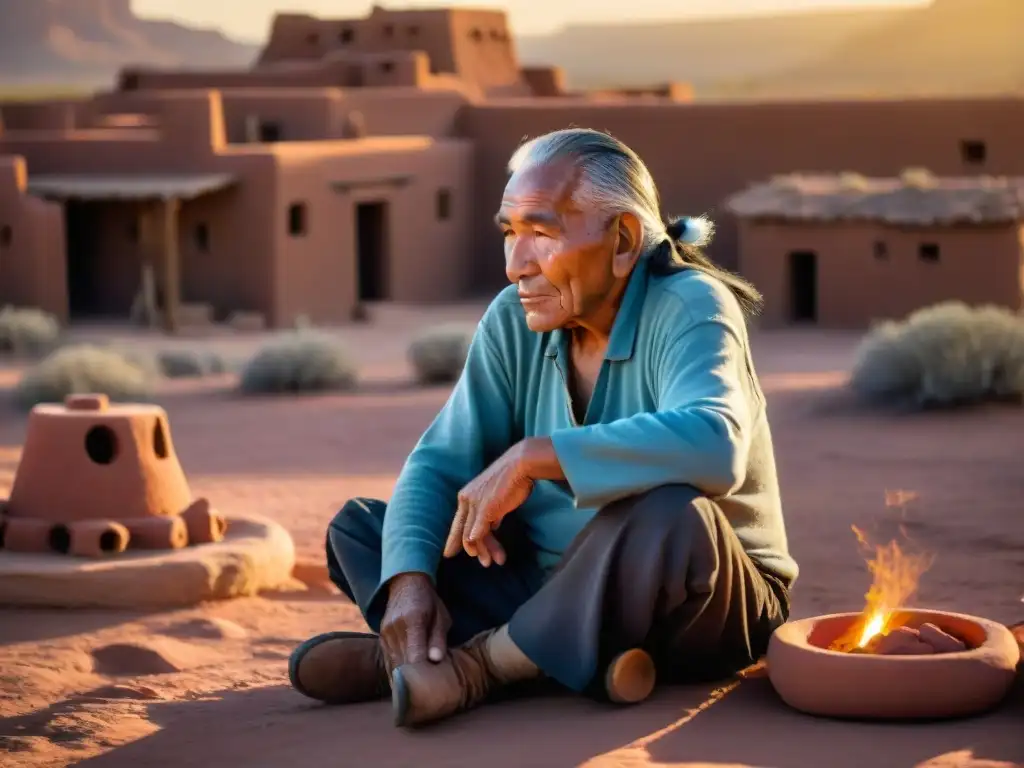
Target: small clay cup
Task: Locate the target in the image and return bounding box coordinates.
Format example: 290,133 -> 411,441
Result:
181,498 -> 228,544
767,609 -> 1020,720
124,516 -> 188,549
66,519 -> 130,557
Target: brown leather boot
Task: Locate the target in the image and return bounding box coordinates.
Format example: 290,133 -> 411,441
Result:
289,631 -> 390,704
391,628 -> 503,728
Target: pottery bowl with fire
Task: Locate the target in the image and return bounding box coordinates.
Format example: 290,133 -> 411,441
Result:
767,608 -> 1020,720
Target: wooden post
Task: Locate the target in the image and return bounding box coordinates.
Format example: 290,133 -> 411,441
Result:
158,197 -> 181,334
135,203 -> 159,329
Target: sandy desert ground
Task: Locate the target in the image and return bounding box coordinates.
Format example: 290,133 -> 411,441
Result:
0,306 -> 1021,768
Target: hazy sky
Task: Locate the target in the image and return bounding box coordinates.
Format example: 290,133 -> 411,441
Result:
132,0 -> 929,40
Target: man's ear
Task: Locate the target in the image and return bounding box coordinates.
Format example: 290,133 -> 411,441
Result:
611,212 -> 643,279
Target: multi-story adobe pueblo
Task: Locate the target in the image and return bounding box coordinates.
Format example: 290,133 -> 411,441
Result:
1,5 -> 1022,330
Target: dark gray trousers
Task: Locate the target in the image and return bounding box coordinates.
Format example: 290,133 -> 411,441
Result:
326,484 -> 790,695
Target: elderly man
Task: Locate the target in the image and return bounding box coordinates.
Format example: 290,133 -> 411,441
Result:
289,128 -> 797,727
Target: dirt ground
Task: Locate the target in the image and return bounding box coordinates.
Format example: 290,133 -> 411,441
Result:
0,309 -> 1021,768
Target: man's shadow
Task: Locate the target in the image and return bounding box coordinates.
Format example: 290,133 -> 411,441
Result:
59,670 -> 1024,768
67,680 -> 718,768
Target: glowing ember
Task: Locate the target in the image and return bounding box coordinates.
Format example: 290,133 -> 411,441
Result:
831,492 -> 935,652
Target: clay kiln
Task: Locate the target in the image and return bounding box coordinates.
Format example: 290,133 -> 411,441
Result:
0,394 -> 226,557
0,394 -> 296,609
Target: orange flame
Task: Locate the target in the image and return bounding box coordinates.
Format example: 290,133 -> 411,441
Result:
833,492 -> 934,651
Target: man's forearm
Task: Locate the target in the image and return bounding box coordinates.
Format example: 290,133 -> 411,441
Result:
517,436 -> 566,482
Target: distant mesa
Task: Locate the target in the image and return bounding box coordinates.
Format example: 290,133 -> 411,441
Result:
0,0 -> 256,88
2,0 -> 1019,98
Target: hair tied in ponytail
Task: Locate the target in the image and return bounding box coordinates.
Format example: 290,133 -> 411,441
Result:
666,215 -> 714,248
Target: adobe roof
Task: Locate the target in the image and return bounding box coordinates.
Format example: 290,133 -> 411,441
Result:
26,173 -> 236,202
725,171 -> 1024,226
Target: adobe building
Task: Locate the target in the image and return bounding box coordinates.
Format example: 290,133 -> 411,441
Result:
726,170 -> 1024,328
1,4 -> 1024,330
0,92 -> 474,330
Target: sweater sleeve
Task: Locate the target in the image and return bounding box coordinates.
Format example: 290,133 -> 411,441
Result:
549,317 -> 755,509
376,322 -> 515,591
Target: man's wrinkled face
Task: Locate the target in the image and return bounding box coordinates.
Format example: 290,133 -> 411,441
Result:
496,161 -> 633,333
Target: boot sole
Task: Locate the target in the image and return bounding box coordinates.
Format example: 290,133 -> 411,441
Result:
391,667 -> 411,727
606,648 -> 656,704
288,630 -> 378,701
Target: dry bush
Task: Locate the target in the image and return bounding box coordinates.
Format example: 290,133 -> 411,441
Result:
155,349 -> 229,379
850,302 -> 1024,408
838,171 -> 869,191
899,167 -> 937,189
0,306 -> 61,358
14,345 -> 153,411
407,323 -> 476,384
238,331 -> 357,394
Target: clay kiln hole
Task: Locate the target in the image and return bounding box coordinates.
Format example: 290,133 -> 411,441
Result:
49,524 -> 71,554
153,419 -> 169,459
99,530 -> 122,552
85,425 -> 118,465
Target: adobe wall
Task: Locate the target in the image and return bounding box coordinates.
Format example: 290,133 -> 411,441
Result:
446,9 -> 520,90
95,85 -> 470,144
121,50 -> 440,93
0,92 -> 229,173
257,8 -> 521,93
738,219 -> 1023,328
0,93 -> 282,323
0,100 -> 82,131
216,88 -> 468,142
175,153 -> 278,322
461,97 -> 1024,291
520,67 -> 567,97
270,137 -> 475,325
0,156 -> 66,320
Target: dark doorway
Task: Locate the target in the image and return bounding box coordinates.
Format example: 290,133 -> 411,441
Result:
788,250 -> 817,323
65,201 -> 104,317
356,201 -> 388,301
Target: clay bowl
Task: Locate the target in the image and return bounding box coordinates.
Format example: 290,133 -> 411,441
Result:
767,609 -> 1020,720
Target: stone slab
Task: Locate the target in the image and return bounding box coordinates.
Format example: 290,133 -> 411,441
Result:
0,514 -> 295,609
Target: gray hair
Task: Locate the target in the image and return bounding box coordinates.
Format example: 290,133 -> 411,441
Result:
507,128 -> 762,315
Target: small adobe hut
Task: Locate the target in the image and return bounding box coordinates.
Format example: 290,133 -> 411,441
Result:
726,170 -> 1024,328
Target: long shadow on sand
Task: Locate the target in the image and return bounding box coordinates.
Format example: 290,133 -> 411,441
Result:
0,608 -> 157,646
73,673 -> 1024,768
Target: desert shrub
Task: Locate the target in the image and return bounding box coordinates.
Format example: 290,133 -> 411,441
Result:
155,349 -> 229,379
0,306 -> 61,357
14,345 -> 154,410
838,171 -> 869,191
407,323 -> 476,384
849,301 -> 1024,409
238,331 -> 357,394
899,167 -> 937,189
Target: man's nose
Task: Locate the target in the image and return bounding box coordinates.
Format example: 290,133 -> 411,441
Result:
505,240 -> 539,283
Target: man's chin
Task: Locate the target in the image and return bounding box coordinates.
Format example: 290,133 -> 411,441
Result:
523,311 -> 560,333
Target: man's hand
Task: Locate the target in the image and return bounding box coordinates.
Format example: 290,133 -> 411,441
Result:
380,573 -> 451,667
444,441 -> 540,567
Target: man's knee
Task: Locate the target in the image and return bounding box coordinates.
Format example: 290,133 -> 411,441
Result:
328,497 -> 386,542
601,484 -> 714,534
